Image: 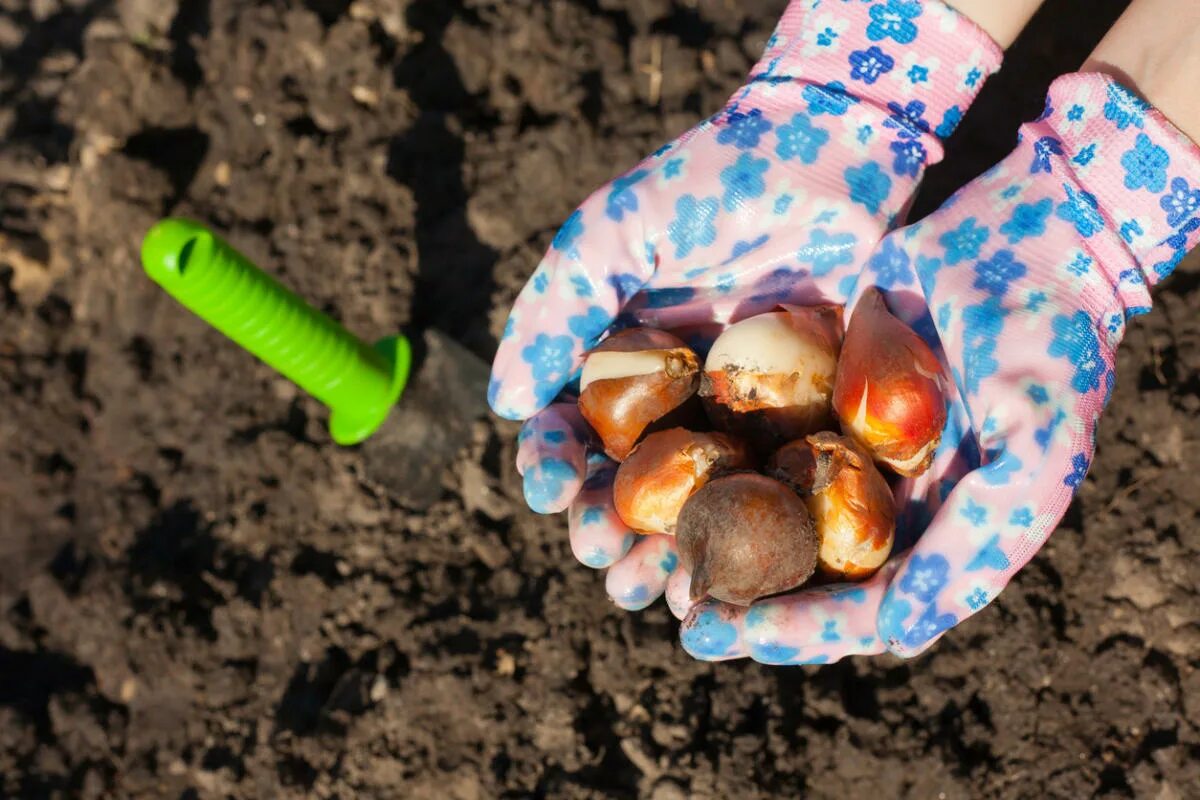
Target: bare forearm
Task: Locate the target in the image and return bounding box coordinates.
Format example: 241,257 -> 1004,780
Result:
1084,0 -> 1200,142
942,0 -> 1045,48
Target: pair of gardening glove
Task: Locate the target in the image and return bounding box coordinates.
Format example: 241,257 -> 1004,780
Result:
488,0 -> 1200,663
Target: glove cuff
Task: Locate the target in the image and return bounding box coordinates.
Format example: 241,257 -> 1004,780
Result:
753,0 -> 1003,147
1033,73 -> 1200,309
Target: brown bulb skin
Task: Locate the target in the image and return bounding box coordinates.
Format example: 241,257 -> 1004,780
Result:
676,473 -> 819,607
832,287 -> 947,476
769,433 -> 895,581
578,328 -> 701,461
700,304 -> 843,455
613,428 -> 752,535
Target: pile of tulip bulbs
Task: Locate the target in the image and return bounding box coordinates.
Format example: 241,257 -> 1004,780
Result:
577,288 -> 947,606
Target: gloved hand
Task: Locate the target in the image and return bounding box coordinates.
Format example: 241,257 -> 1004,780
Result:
679,72 -> 1200,662
488,0 -> 1003,608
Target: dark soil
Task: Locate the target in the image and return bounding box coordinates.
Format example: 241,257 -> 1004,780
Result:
1,1 -> 1198,797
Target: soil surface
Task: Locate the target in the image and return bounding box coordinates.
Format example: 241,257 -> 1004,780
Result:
2,1 -> 1199,798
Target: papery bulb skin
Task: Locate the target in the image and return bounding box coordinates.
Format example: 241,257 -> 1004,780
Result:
832,288 -> 946,476
769,432 -> 895,581
676,473 -> 819,607
613,428 -> 753,535
700,305 -> 844,454
579,328 -> 701,462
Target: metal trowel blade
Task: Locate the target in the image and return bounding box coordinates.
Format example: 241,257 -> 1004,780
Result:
360,329 -> 490,510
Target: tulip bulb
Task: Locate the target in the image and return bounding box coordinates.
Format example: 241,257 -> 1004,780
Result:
700,305 -> 843,453
832,288 -> 946,476
676,473 -> 819,606
579,328 -> 701,461
613,428 -> 753,535
769,432 -> 895,581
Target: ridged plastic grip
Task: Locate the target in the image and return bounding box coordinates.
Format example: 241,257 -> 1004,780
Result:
141,219 -> 409,445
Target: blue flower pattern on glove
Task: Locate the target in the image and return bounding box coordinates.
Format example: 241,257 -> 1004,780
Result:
681,610 -> 739,659
1030,136 -> 1064,174
1161,177 -> 1200,226
935,105 -> 963,138
939,217 -> 990,265
524,458 -> 578,514
966,589 -> 990,610
915,253 -> 942,292
1010,507 -> 1035,527
605,169 -> 651,222
845,161 -> 892,214
720,152 -> 770,211
567,306 -> 610,348
867,237 -> 914,288
884,100 -> 930,140
848,46 -> 895,85
878,590 -> 912,646
798,229 -> 858,276
1103,82 -> 1149,130
553,209 -> 584,252
966,535 -> 1011,572
902,603 -> 957,648
999,198 -> 1052,243
866,0 -> 922,44
960,497 -> 988,526
668,194 -> 719,258
973,250 -> 1027,295
1063,452 -> 1091,488
960,296 -> 1006,395
717,108 -> 772,149
803,81 -> 859,116
775,113 -> 830,164
1056,184 -> 1105,238
1049,310 -> 1104,393
900,554 -> 949,603
1121,133 -> 1170,192
522,334 -> 573,383
890,139 -> 927,177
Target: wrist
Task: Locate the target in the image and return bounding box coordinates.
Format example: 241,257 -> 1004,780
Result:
942,0 -> 1044,49
1083,0 -> 1200,143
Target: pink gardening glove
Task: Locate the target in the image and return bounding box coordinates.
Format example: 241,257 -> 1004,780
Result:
488,0 -> 1003,609
679,73 -> 1200,662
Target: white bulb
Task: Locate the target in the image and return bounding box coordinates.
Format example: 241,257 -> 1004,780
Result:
705,314 -> 833,376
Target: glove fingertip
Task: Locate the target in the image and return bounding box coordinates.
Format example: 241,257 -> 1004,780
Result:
573,537 -> 634,569
664,568 -> 694,621
679,604 -> 745,661
605,533 -> 676,610
568,494 -> 636,569
876,579 -> 961,658
606,576 -> 664,611
522,458 -> 584,514
515,405 -> 590,514
487,374 -> 529,421
488,366 -> 561,421
491,253 -> 629,422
